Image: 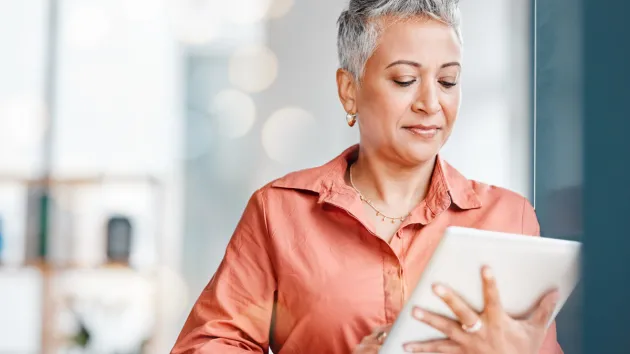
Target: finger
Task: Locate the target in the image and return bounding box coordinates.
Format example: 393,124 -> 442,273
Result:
402,339 -> 461,353
529,290 -> 560,327
354,343 -> 381,354
481,266 -> 503,316
368,324 -> 392,344
371,324 -> 392,335
432,283 -> 480,329
412,306 -> 466,343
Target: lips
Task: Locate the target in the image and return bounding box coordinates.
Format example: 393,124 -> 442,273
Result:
403,125 -> 441,138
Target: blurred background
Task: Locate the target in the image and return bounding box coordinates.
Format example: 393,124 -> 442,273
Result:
0,0 -> 575,353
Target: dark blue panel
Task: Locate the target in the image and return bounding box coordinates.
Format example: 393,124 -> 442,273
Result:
582,0 -> 630,353
535,0 -> 583,353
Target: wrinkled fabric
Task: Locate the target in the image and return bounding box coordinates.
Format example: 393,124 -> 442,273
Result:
172,145 -> 563,354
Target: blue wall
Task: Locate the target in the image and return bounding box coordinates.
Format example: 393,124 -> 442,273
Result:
536,0 -> 630,352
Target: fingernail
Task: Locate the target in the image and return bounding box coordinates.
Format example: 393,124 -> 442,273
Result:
433,284 -> 447,297
413,307 -> 424,320
550,291 -> 560,303
483,267 -> 494,279
404,344 -> 416,352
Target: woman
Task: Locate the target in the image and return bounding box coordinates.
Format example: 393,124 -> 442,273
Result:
172,0 -> 563,353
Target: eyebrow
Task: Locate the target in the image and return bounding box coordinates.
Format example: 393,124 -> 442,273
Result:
441,62 -> 461,69
386,60 -> 420,68
386,60 -> 461,69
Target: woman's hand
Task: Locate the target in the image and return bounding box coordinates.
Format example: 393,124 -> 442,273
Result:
354,324 -> 392,354
405,266 -> 559,354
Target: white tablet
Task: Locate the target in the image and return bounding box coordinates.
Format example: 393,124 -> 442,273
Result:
380,226 -> 581,354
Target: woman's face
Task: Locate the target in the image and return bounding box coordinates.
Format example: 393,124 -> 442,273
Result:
340,17 -> 462,166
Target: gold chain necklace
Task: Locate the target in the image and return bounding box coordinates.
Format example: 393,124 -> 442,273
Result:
349,164 -> 411,224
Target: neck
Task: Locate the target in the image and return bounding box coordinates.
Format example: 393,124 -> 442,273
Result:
351,145 -> 436,211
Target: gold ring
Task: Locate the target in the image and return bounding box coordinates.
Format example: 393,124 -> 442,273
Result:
376,331 -> 387,343
461,319 -> 483,334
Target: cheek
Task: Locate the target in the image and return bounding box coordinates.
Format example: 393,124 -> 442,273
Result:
441,91 -> 461,128
359,84 -> 413,123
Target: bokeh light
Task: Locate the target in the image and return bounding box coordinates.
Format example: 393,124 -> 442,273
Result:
216,0 -> 271,25
170,1 -> 217,45
229,45 -> 278,93
210,89 -> 256,139
266,0 -> 294,19
261,107 -> 317,164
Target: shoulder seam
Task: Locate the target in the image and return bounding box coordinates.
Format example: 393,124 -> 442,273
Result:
254,188 -> 278,283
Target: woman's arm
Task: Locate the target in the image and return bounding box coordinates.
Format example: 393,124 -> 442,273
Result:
171,190 -> 276,354
523,197 -> 564,354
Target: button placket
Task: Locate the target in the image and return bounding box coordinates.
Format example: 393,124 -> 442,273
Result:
382,251 -> 405,323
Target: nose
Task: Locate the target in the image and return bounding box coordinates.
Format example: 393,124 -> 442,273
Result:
412,81 -> 442,115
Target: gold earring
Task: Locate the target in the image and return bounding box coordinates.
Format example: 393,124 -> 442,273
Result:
346,113 -> 357,127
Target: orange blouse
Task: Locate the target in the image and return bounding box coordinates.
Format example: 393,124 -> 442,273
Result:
172,145 -> 562,354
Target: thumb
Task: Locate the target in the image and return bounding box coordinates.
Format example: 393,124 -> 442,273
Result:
529,290 -> 560,327
372,324 -> 392,335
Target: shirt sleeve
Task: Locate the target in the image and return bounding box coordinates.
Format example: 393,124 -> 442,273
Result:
171,190 -> 276,354
522,197 -> 564,354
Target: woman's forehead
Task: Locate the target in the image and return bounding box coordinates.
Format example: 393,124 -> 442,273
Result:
371,17 -> 462,66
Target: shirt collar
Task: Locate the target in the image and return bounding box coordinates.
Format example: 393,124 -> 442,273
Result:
271,144 -> 482,214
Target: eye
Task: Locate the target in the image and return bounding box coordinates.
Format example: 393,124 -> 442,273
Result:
393,79 -> 417,87
439,80 -> 457,88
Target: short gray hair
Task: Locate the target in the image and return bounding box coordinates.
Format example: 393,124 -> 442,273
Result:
337,0 -> 462,81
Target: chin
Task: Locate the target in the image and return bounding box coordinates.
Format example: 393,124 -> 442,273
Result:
395,142 -> 440,166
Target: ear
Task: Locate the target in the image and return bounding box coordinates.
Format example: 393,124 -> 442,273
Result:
336,68 -> 358,114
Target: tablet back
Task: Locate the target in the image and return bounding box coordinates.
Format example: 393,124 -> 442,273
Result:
380,226 -> 581,353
